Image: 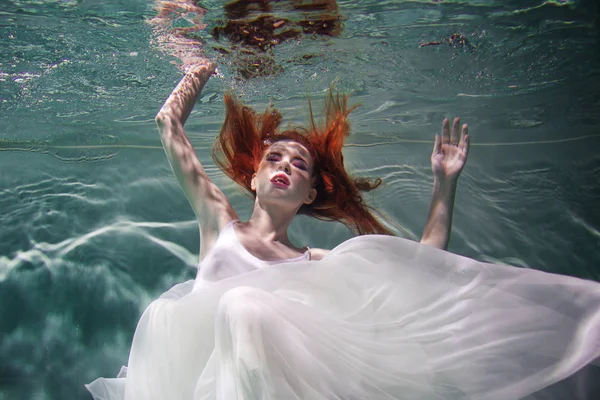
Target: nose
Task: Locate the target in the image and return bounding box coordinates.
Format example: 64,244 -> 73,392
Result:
277,163 -> 290,174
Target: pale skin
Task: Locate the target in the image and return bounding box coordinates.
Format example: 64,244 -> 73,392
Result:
421,118 -> 470,249
155,60 -> 470,263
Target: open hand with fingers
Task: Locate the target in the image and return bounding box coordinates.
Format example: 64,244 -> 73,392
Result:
431,118 -> 470,181
421,117 -> 470,249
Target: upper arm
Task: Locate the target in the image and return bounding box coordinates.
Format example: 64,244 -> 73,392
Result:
156,113 -> 238,255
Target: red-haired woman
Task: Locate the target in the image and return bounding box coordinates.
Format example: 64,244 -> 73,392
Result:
87,61 -> 600,400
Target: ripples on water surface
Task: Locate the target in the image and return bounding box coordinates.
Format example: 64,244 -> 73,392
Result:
1,0 -> 599,398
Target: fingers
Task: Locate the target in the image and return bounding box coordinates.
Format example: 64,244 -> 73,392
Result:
432,134 -> 441,156
458,123 -> 468,147
441,118 -> 450,144
459,124 -> 470,159
186,60 -> 217,75
451,117 -> 461,145
442,117 -> 470,154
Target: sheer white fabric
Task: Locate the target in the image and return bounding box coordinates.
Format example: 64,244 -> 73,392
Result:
86,220 -> 600,399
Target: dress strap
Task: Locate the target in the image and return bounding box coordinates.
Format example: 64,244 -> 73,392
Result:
224,219 -> 240,231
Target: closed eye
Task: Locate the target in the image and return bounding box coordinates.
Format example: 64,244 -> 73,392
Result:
266,152 -> 308,171
293,161 -> 307,171
266,153 -> 281,161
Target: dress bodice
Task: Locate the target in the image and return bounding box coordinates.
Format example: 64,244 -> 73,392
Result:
193,220 -> 310,289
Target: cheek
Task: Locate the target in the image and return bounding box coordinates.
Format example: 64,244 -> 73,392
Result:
257,169 -> 272,189
297,174 -> 313,191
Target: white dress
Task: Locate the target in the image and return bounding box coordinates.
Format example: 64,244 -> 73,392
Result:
86,220 -> 600,400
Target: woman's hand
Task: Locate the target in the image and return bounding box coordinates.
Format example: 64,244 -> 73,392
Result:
157,58 -> 216,126
431,118 -> 470,181
184,58 -> 217,76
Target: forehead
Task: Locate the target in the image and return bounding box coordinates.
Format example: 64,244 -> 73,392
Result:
267,140 -> 311,160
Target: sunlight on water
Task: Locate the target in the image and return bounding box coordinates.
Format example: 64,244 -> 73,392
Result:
0,0 -> 599,398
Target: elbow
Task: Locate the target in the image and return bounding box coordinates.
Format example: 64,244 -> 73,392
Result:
155,112 -> 180,137
419,237 -> 448,251
155,111 -> 171,129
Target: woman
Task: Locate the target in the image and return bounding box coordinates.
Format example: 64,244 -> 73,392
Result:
86,61 -> 600,400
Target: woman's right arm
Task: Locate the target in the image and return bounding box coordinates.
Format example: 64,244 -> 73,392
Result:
155,61 -> 238,258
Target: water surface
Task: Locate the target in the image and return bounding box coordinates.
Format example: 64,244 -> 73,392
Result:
1,0 -> 599,398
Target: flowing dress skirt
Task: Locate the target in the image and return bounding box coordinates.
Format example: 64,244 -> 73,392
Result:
86,235 -> 600,399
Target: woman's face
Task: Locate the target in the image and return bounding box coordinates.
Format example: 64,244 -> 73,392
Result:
251,140 -> 317,209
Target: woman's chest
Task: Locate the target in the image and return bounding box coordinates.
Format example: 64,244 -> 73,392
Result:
235,229 -> 305,262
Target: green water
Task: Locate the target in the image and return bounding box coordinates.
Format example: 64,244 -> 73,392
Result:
0,0 -> 599,398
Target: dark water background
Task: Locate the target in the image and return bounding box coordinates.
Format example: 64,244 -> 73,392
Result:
1,0 -> 599,398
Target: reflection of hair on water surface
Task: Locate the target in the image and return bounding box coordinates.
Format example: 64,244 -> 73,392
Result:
213,0 -> 342,50
149,0 -> 342,78
211,0 -> 342,78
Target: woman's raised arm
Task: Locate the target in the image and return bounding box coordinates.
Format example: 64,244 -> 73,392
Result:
420,117 -> 470,250
155,61 -> 238,258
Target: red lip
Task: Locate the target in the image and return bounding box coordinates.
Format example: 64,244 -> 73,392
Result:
270,173 -> 290,187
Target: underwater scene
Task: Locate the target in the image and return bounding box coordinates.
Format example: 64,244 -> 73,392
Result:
1,0 -> 599,398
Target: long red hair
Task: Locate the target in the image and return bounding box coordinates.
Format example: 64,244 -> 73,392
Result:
212,90 -> 394,236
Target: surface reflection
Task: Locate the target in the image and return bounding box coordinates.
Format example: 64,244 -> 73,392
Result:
212,0 -> 342,78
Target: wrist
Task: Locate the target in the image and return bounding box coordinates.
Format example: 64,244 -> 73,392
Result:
433,176 -> 458,192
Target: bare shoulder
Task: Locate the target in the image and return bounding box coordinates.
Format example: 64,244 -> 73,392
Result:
310,247 -> 331,261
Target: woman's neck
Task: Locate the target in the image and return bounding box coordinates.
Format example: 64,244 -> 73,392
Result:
245,203 -> 297,245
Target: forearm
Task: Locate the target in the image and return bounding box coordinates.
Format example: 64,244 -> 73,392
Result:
420,178 -> 458,250
156,64 -> 214,127
153,63 -> 215,216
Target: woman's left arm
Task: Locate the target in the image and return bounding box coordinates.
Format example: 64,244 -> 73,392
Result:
420,118 -> 470,250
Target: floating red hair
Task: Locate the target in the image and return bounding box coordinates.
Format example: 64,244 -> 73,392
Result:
212,90 -> 394,236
